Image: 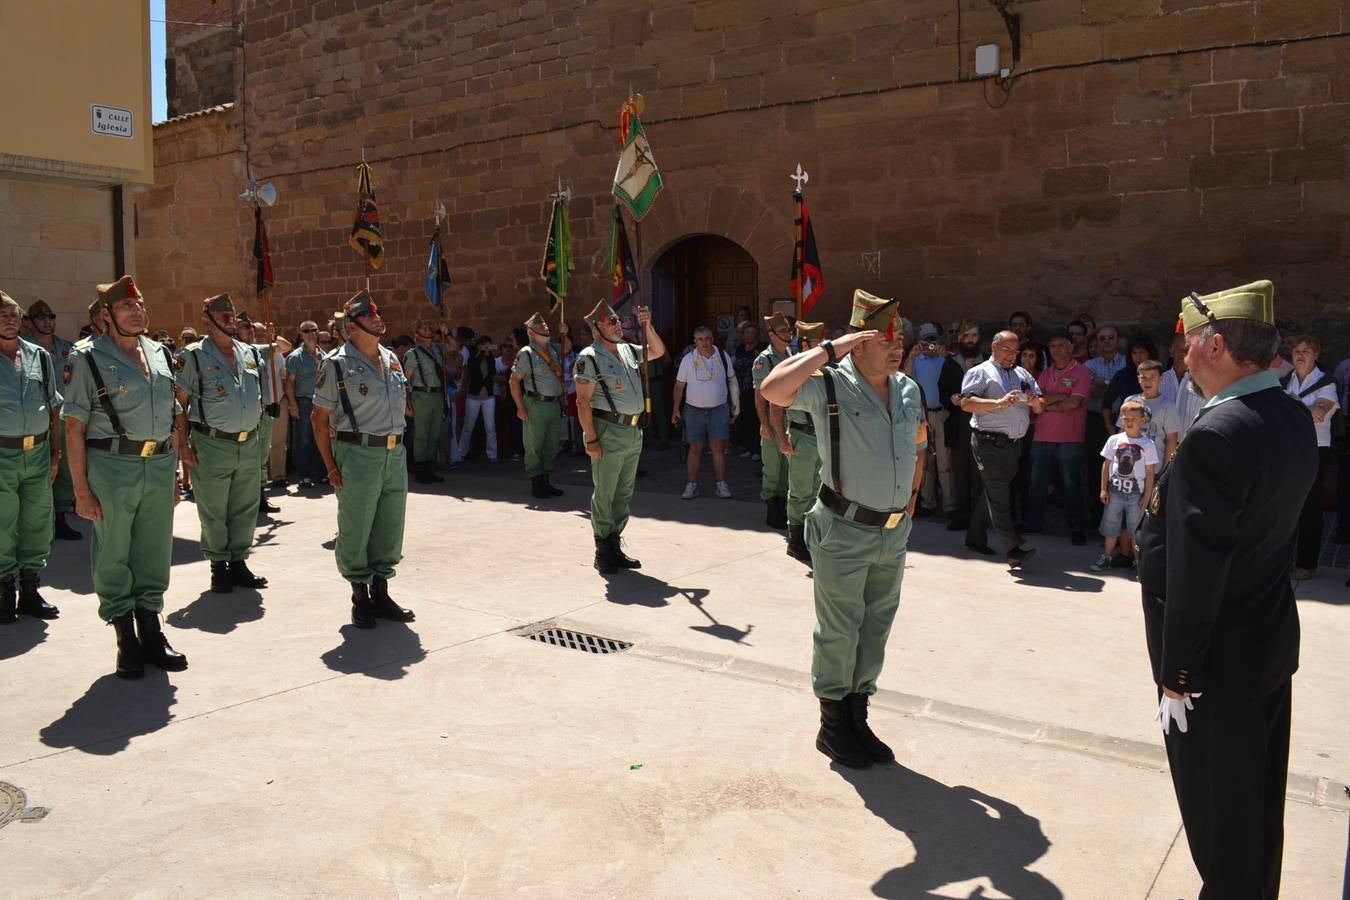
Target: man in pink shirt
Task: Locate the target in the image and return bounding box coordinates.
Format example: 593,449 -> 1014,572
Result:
1024,334 -> 1091,543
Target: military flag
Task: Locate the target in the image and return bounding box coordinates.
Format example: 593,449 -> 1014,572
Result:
350,161 -> 385,269
424,227 -> 452,308
791,187 -> 824,319
540,196 -> 572,313
611,96 -> 663,221
253,204 -> 274,296
605,204 -> 639,310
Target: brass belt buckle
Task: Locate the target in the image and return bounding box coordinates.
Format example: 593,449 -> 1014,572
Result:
140,440 -> 157,458
884,511 -> 905,529
22,435 -> 36,451
237,430 -> 249,443
386,434 -> 397,450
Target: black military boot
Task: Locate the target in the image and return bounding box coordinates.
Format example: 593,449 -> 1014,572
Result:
424,462 -> 445,484
785,522 -> 811,563
350,583 -> 376,629
209,561 -> 233,593
593,535 -> 618,575
370,576 -> 415,622
259,487 -> 280,513
17,570 -> 59,619
112,612 -> 144,679
607,534 -> 641,569
816,698 -> 872,769
845,692 -> 896,764
766,497 -> 788,530
0,576 -> 16,625
229,559 -> 268,589
543,475 -> 564,497
54,512 -> 82,541
530,475 -> 551,498
134,608 -> 188,672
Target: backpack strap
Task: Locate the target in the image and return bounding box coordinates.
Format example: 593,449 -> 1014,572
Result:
821,367 -> 842,495
80,349 -> 129,439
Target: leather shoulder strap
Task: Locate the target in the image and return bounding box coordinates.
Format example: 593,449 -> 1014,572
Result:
81,349 -> 128,438
822,367 -> 842,494
331,356 -> 359,431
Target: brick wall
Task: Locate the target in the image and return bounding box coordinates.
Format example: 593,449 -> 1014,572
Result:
166,0 -> 235,118
140,0 -> 1350,348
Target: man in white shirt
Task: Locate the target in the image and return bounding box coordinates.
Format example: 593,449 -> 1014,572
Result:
672,326 -> 739,499
1159,333 -> 1187,407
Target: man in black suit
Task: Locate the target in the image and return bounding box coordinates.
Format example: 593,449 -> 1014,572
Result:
1136,280 -> 1315,899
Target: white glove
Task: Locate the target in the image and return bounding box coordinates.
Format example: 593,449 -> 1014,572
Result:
1154,692 -> 1202,735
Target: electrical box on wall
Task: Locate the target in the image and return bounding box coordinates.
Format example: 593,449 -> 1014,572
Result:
975,44 -> 1000,77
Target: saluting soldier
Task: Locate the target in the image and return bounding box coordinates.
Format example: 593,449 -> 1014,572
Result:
23,299 -> 81,541
771,320 -> 827,563
311,290 -> 415,628
174,294 -> 269,595
574,301 -> 665,574
760,290 -> 927,770
509,312 -> 572,499
62,276 -> 188,679
753,311 -> 795,530
402,318 -> 450,485
0,291 -> 62,623
1136,281 -> 1314,897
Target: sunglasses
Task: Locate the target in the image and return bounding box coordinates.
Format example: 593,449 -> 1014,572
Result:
301,327 -> 319,334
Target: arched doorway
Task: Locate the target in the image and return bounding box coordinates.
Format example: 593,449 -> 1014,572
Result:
649,235 -> 759,352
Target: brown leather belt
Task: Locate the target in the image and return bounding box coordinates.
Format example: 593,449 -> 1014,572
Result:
0,432 -> 49,451
191,422 -> 256,443
819,484 -> 908,529
593,409 -> 644,428
335,431 -> 403,450
86,437 -> 174,457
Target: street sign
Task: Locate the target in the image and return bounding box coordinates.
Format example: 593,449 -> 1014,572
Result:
90,104 -> 133,138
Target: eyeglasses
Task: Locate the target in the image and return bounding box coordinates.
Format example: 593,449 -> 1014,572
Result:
300,327 -> 319,334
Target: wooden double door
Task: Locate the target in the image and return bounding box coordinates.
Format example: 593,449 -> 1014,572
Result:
650,235 -> 759,351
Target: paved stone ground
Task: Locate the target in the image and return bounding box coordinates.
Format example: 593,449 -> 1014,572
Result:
0,450 -> 1346,898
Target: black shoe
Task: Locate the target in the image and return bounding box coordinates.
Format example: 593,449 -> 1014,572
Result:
259,489 -> 280,513
350,583 -> 377,629
112,612 -> 144,679
964,540 -> 996,556
54,512 -> 82,541
1070,531 -> 1086,546
786,522 -> 811,563
845,692 -> 895,763
1007,546 -> 1036,569
607,534 -> 641,569
593,535 -> 618,575
543,475 -> 564,497
945,519 -> 968,532
229,560 -> 268,589
134,608 -> 188,671
299,479 -> 314,490
209,560 -> 234,593
0,577 -> 16,625
766,497 -> 788,530
370,576 -> 415,622
530,475 -> 551,499
815,698 -> 872,769
16,570 -> 58,619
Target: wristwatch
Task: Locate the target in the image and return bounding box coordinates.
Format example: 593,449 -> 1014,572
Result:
821,340 -> 838,365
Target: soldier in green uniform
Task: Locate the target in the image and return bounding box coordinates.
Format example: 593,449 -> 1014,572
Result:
23,299 -> 81,541
235,313 -> 281,513
0,291 -> 62,623
760,289 -> 928,769
509,312 -> 572,499
753,311 -> 796,529
74,297 -> 106,349
771,320 -> 827,563
175,294 -> 269,594
574,301 -> 666,574
402,318 -> 452,485
63,276 -> 189,679
311,290 -> 415,628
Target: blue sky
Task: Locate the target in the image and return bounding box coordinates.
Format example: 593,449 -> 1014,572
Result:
150,0 -> 167,121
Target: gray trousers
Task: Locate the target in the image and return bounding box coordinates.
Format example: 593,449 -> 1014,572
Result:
966,432 -> 1023,554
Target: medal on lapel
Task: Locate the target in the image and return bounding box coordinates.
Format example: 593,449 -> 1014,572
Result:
217,384 -> 228,398
358,382 -> 369,396
117,384 -> 128,398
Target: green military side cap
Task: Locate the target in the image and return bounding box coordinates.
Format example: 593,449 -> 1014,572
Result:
0,289 -> 20,312
88,298 -> 104,320
796,320 -> 826,342
235,310 -> 253,326
524,312 -> 548,330
25,298 -> 54,318
763,311 -> 792,334
202,293 -> 235,314
343,289 -> 377,318
1177,280 -> 1275,334
850,288 -> 900,334
585,299 -> 618,327
97,275 -> 141,308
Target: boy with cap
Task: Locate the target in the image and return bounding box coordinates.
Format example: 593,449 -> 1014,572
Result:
752,311 -> 795,529
510,312 -> 572,499
760,290 -> 927,769
0,291 -> 63,623
574,301 -> 666,574
23,299 -> 81,540
174,294 -> 269,594
770,320 -> 826,562
63,276 -> 189,678
1136,280 -> 1313,897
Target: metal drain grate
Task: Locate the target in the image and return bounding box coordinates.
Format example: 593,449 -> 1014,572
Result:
525,627 -> 632,654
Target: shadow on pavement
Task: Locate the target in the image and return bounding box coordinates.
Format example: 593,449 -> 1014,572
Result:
167,589 -> 264,634
600,570 -> 711,608
320,623 -> 426,680
688,595 -> 754,645
39,670 -> 178,756
0,619 -> 50,661
43,535 -> 204,594
1009,570 -> 1106,593
837,763 -> 1062,900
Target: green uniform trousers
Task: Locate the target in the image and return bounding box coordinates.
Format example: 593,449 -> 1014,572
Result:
51,418 -> 74,514
192,431 -> 262,562
334,441 -> 407,584
785,427 -> 822,525
589,419 -> 643,537
522,394 -> 562,477
257,412 -> 274,485
87,450 -> 176,621
760,435 -> 789,500
0,444 -> 54,579
806,503 -> 911,700
410,392 -> 444,464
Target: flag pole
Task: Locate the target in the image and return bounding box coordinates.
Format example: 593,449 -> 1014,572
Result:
256,203 -> 280,408
790,163 -> 809,324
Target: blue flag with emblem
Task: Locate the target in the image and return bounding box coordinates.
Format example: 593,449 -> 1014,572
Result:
424,226 -> 452,308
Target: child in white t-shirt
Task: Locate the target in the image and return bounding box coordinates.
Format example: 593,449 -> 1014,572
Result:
1092,399 -> 1158,572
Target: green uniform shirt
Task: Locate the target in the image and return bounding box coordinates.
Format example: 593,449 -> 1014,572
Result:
1,339 -> 62,436
790,355 -> 928,511
573,342 -> 645,415
175,337 -> 265,432
62,334 -> 180,441
753,344 -> 808,425
285,346 -> 322,399
403,342 -> 446,390
513,342 -> 564,398
313,342 -> 409,435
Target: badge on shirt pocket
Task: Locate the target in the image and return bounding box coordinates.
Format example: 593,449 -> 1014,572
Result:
358,382 -> 369,396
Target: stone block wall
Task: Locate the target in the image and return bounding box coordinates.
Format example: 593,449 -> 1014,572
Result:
166,0 -> 236,119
